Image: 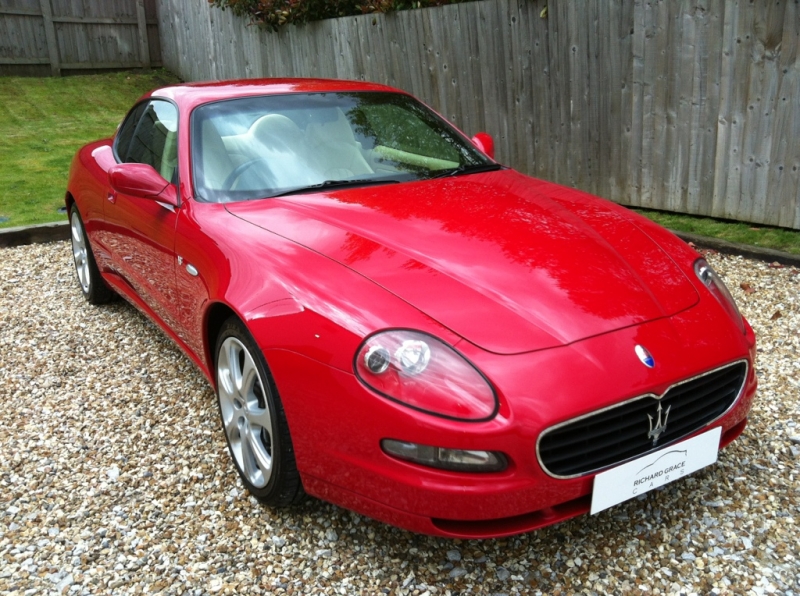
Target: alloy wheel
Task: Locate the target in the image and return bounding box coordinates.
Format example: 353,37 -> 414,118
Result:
217,336 -> 274,488
70,211 -> 91,294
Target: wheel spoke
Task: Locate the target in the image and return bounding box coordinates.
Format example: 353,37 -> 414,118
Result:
239,351 -> 257,398
223,412 -> 239,439
239,425 -> 263,487
244,423 -> 272,485
248,406 -> 272,436
218,368 -> 234,400
71,220 -> 83,244
228,342 -> 244,395
217,345 -> 235,399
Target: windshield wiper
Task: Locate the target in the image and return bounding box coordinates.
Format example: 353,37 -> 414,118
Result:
429,163 -> 503,179
268,178 -> 401,198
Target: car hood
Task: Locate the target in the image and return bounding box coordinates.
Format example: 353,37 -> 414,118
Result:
225,170 -> 699,354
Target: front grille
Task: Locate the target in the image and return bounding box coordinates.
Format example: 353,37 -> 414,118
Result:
537,361 -> 748,478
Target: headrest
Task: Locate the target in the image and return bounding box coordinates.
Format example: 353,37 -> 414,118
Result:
306,109 -> 356,146
249,114 -> 303,141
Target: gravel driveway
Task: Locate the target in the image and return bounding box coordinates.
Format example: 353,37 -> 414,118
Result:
1,241 -> 798,595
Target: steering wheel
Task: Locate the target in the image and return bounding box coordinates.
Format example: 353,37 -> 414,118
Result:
222,157 -> 274,191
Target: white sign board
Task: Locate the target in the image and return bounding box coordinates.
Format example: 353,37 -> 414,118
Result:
591,426 -> 722,515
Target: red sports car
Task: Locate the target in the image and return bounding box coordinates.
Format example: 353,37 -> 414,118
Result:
66,79 -> 757,538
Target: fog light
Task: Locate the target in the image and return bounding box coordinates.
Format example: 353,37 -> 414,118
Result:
381,439 -> 507,473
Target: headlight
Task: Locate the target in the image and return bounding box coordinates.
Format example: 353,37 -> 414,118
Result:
354,330 -> 497,421
694,258 -> 745,333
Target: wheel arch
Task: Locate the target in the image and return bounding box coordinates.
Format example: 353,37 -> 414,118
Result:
205,301 -> 240,381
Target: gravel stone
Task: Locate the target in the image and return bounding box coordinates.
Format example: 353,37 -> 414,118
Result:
496,567 -> 511,581
271,536 -> 286,548
55,574 -> 74,591
1,241 -> 799,595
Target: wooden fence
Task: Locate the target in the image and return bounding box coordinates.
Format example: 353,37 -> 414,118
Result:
0,0 -> 162,76
157,0 -> 800,229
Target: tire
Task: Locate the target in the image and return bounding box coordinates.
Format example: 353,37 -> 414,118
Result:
215,317 -> 305,506
69,205 -> 114,305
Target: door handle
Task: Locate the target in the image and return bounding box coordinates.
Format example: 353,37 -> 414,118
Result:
107,192 -> 116,204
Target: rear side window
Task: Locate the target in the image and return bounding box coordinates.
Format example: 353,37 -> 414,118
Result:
114,100 -> 179,183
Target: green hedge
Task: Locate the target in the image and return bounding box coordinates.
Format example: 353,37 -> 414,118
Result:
209,0 -> 481,31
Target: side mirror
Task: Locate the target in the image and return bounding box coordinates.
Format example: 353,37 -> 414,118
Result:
471,132 -> 495,160
108,163 -> 178,207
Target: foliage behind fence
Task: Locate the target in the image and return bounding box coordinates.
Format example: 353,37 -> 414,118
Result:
209,0 -> 478,31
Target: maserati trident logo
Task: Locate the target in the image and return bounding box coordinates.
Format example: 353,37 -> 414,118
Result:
647,402 -> 671,445
635,344 -> 655,368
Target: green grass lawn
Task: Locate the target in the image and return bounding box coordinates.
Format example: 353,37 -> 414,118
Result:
633,209 -> 800,256
0,70 -> 180,228
1,71 -> 799,256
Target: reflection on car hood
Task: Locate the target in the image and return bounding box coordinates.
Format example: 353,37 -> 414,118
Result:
226,170 -> 699,354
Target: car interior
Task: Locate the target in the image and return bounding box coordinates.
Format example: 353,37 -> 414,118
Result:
196,106 -> 460,197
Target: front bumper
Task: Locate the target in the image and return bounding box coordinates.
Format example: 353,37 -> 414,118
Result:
263,301 -> 757,538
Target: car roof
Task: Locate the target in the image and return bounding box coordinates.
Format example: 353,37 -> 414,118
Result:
149,78 -> 406,111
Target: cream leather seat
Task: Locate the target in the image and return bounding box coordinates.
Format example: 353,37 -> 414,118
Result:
159,123 -> 178,183
304,109 -> 373,179
239,114 -> 318,189
199,120 -> 236,191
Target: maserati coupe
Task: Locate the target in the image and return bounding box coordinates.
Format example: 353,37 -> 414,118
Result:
66,78 -> 757,538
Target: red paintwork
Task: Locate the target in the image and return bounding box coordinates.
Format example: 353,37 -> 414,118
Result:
66,78 -> 757,538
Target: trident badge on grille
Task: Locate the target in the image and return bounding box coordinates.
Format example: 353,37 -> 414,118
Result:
647,402 -> 671,445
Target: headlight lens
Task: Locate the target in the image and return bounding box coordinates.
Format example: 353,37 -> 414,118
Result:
354,330 -> 497,421
694,258 -> 745,333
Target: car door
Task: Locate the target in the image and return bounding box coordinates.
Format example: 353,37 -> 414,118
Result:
105,99 -> 181,330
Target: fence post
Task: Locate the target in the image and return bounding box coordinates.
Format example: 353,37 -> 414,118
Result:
136,0 -> 151,70
38,0 -> 60,76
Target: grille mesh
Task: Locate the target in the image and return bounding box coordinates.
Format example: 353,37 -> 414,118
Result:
537,361 -> 748,478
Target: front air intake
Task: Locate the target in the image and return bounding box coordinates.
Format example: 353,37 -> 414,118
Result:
537,361 -> 748,478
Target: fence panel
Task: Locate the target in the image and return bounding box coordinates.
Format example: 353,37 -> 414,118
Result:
0,0 -> 161,75
153,0 -> 800,229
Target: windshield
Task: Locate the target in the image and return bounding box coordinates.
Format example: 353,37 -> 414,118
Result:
191,91 -> 493,202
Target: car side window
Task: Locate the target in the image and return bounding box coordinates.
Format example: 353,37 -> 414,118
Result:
115,100 -> 179,184
114,102 -> 147,163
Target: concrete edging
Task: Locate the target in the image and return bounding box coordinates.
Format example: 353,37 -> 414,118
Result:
1,219 -> 798,268
0,221 -> 70,248
670,230 -> 800,268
